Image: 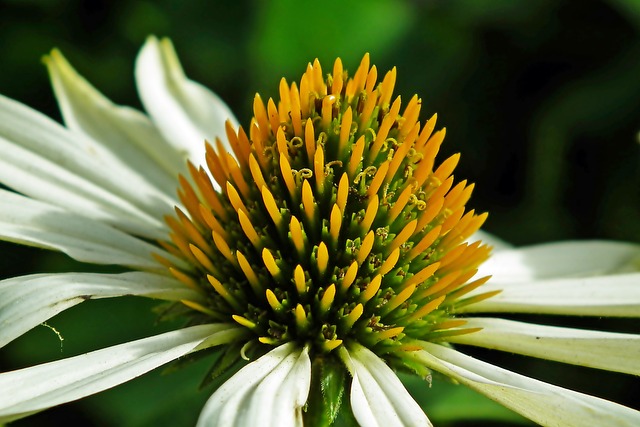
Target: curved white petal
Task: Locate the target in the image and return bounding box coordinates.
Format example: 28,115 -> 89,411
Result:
0,94 -> 171,238
45,49 -> 187,190
415,343 -> 640,427
339,344 -> 432,427
449,318 -> 640,375
0,271 -> 200,348
0,324 -> 244,423
197,343 -> 311,427
461,272 -> 640,317
469,230 -> 512,252
478,241 -> 640,283
0,190 -> 182,270
135,36 -> 238,167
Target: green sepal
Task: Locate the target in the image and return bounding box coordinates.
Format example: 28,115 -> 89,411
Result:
199,341 -> 245,390
303,355 -> 347,426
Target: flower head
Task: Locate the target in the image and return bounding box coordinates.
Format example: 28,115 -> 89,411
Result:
0,37 -> 639,427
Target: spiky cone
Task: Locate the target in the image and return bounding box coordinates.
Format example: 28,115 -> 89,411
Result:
160,53 -> 494,422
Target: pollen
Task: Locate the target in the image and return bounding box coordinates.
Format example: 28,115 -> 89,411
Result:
161,54 -> 495,357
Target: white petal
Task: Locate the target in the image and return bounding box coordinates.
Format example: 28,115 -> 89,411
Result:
461,272 -> 640,317
415,343 -> 640,427
0,94 -> 171,238
0,271 -> 199,348
478,241 -> 640,283
135,36 -> 238,167
469,230 -> 512,252
45,49 -> 187,189
0,324 -> 244,423
0,190 -> 183,270
197,343 -> 311,427
339,344 -> 432,427
449,318 -> 640,375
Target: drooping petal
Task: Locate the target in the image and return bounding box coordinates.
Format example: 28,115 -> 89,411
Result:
415,343 -> 640,427
478,241 -> 640,283
45,49 -> 187,189
0,324 -> 245,423
197,343 -> 311,427
449,317 -> 640,375
460,272 -> 640,317
0,190 -> 182,270
135,36 -> 238,167
0,271 -> 200,348
339,343 -> 432,427
0,95 -> 172,238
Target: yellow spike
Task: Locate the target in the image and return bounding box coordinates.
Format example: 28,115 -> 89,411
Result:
434,319 -> 468,331
266,289 -> 282,311
322,339 -> 343,352
189,244 -> 215,272
415,196 -> 445,232
387,219 -> 418,253
290,216 -> 305,255
232,314 -> 257,329
422,128 -> 447,169
199,205 -> 228,240
387,186 -> 414,223
314,144 -> 326,194
373,326 -> 404,342
379,66 -> 397,106
312,58 -> 326,95
294,264 -> 307,295
236,251 -> 262,296
276,127 -> 290,160
399,95 -> 421,136
332,57 -> 344,95
329,205 -> 343,242
208,275 -> 242,311
352,53 -> 370,94
381,284 -> 416,315
249,154 -> 267,191
174,207 -> 209,251
369,97 -> 401,161
261,186 -> 282,227
205,146 -> 228,190
226,153 -> 250,199
262,248 -> 281,278
169,267 -> 200,292
407,226 -> 442,261
441,207 -> 465,233
300,72 -> 311,116
226,182 -> 248,215
238,209 -> 261,247
278,78 -> 291,121
338,107 -> 353,156
267,98 -> 280,135
359,85 -> 378,128
385,124 -> 419,184
342,303 -> 364,331
361,194 -> 379,231
290,82 -> 303,136
340,261 -> 359,293
357,231 -> 375,265
181,299 -> 217,317
322,95 -> 336,130
212,230 -> 236,264
434,153 -> 460,182
361,274 -> 382,302
304,118 -> 316,161
379,247 -> 400,276
366,161 -> 389,196
317,242 -> 329,275
253,93 -> 270,141
364,65 -> 378,93
415,113 -> 437,149
295,304 -> 309,330
302,180 -> 316,222
348,135 -> 366,177
279,153 -> 297,197
404,262 -> 441,289
407,295 -> 446,323
259,336 -> 283,345
320,284 -> 336,313
336,173 -> 349,212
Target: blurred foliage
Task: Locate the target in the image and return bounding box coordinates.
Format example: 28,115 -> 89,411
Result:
0,0 -> 638,425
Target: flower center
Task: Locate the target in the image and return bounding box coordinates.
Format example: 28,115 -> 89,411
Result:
159,54 -> 498,359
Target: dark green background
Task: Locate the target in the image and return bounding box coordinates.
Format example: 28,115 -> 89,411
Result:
0,0 -> 638,425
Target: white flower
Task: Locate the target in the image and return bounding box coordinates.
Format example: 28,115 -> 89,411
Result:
0,36 -> 639,427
